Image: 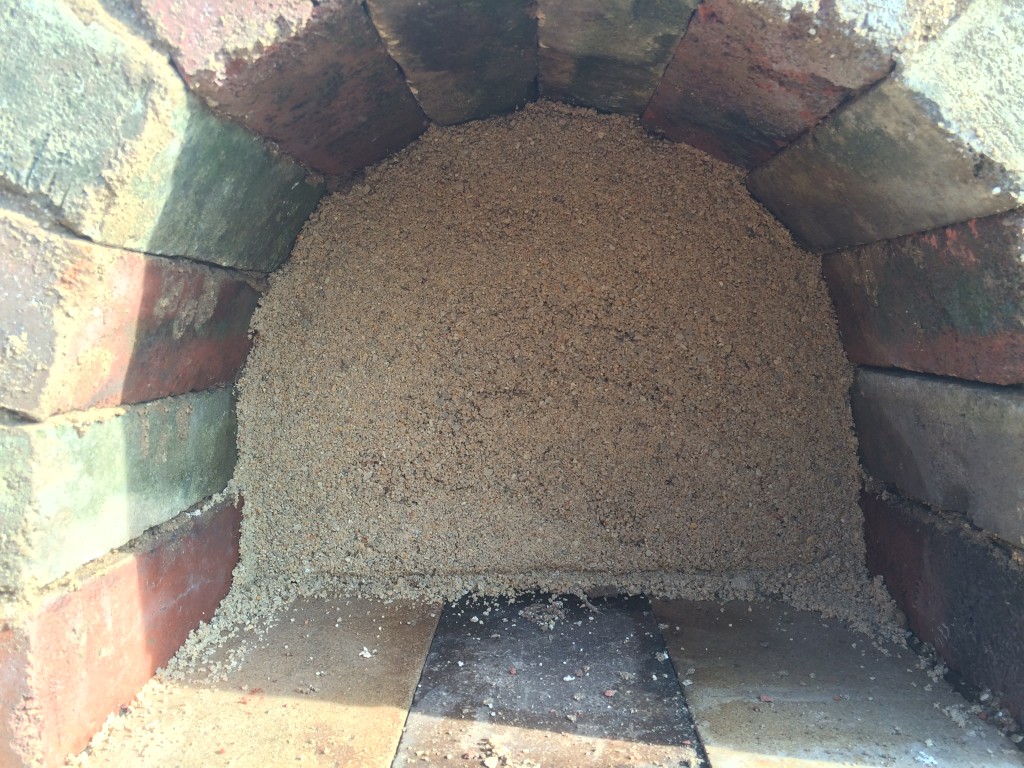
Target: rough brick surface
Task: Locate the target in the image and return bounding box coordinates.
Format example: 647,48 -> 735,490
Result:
852,368 -> 1024,548
0,0 -> 322,270
0,210 -> 259,420
899,0 -> 1024,198
824,210 -> 1024,385
136,0 -> 426,176
1,498 -> 242,768
643,0 -> 891,169
0,627 -> 29,767
863,492 -> 1024,720
537,0 -> 696,115
366,0 -> 538,125
0,388 -> 237,594
747,78 -> 1020,252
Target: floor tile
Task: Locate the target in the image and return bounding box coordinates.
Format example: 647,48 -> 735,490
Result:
78,597 -> 439,767
653,600 -> 1024,768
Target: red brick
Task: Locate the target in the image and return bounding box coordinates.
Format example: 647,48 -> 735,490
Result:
137,0 -> 426,176
643,0 -> 891,168
0,498 -> 242,767
1,211 -> 258,420
863,492 -> 1024,720
824,211 -> 1024,385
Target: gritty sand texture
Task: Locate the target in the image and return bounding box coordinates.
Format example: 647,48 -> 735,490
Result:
231,101 -> 897,634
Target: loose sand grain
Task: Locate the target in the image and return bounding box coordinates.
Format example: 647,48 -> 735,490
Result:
224,102 -> 899,645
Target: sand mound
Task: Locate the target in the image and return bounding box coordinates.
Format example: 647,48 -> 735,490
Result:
231,102 -> 892,631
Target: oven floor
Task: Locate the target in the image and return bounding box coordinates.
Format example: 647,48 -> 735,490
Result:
74,596 -> 1023,767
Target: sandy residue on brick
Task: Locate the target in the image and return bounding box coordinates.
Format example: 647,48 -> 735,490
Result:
232,101 -> 893,632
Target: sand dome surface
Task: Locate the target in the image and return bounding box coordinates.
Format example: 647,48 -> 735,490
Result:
232,103 -> 887,625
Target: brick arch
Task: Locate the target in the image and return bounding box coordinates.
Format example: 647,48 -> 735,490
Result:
1,1 -> 1023,764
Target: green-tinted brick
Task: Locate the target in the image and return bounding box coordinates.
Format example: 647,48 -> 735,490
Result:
0,0 -> 322,270
0,388 -> 237,594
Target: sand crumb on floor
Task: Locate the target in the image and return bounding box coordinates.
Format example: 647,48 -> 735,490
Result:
223,101 -> 899,644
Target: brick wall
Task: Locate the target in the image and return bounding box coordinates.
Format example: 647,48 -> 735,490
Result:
2,0 -> 1023,763
0,1 -> 321,763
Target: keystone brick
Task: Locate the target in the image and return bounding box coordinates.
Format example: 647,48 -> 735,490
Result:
0,0 -> 322,270
136,0 -> 427,176
863,492 -> 1024,720
0,210 -> 259,421
824,210 -> 1024,385
643,0 -> 891,169
366,0 -> 538,125
2,498 -> 242,767
0,388 -> 237,594
746,83 -> 1021,254
852,368 -> 1024,548
536,0 -> 696,115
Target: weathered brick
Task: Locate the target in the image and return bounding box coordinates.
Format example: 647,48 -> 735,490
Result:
852,368 -> 1024,548
746,0 -> 1024,253
366,0 -> 538,125
1,498 -> 242,767
1,210 -> 259,420
824,210 -> 1024,385
0,0 -> 322,270
0,388 -> 236,593
863,492 -> 1024,720
643,0 -> 891,168
898,0 -> 1024,206
0,627 -> 29,767
746,77 -> 1021,252
136,0 -> 426,176
537,0 -> 696,115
